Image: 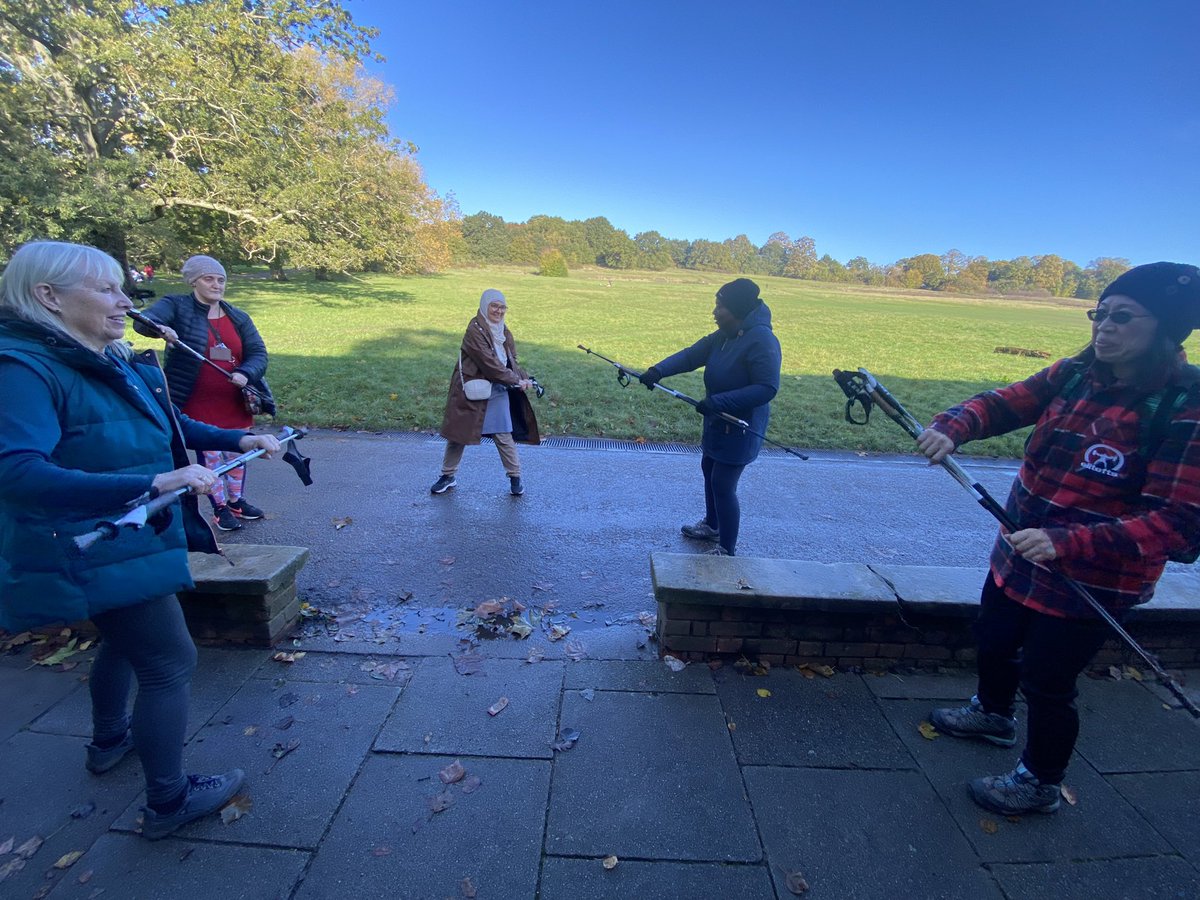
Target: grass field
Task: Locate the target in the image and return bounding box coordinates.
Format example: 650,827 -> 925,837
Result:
129,265 -> 1190,458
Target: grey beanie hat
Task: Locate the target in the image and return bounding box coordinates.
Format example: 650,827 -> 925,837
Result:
180,255 -> 226,284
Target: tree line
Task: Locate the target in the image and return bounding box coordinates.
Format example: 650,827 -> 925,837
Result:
458,212 -> 1129,300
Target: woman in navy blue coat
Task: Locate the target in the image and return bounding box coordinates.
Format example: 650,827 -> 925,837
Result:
640,279 -> 782,556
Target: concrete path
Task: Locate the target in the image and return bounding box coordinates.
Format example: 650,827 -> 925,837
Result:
1,432 -> 1197,898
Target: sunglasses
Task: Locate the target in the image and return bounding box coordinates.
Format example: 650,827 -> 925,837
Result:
1087,308 -> 1153,326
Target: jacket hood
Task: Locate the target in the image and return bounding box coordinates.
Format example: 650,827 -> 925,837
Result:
737,300 -> 773,334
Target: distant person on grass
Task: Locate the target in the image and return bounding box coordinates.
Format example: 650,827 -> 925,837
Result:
132,255 -> 275,532
917,262 -> 1200,816
0,241 -> 280,839
432,288 -> 540,497
639,278 -> 782,556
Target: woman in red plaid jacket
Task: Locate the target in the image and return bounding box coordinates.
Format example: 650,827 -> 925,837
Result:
917,262 -> 1200,816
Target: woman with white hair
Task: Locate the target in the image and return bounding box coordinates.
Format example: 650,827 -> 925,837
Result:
0,240 -> 280,838
431,288 -> 540,496
132,255 -> 274,531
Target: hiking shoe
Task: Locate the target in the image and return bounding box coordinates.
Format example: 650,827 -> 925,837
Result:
706,546 -> 732,556
213,505 -> 242,531
509,476 -> 524,496
930,696 -> 1017,747
227,498 -> 264,520
430,475 -> 456,495
969,762 -> 1060,815
681,520 -> 720,541
140,769 -> 246,840
85,731 -> 134,774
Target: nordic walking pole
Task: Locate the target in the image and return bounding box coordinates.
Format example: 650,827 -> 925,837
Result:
578,345 -> 808,460
833,367 -> 1200,719
73,426 -> 312,553
126,309 -> 269,404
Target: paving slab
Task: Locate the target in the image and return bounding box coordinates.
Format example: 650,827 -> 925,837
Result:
545,690 -> 759,862
373,656 -> 563,758
0,731 -> 143,900
563,658 -> 717,693
28,647 -> 266,741
1107,771 -> 1200,865
251,649 -> 415,687
989,856 -> 1200,900
744,766 -> 1003,900
716,668 -> 913,768
538,857 -> 775,900
43,833 -> 310,899
859,669 -> 979,701
110,678 -> 400,847
879,698 -> 1171,862
1073,677 -> 1200,773
0,663 -> 85,743
295,753 -> 548,900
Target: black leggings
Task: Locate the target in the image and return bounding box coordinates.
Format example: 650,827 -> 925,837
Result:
974,573 -> 1112,785
701,455 -> 746,555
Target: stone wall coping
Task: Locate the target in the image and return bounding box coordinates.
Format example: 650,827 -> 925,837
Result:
186,544 -> 310,596
651,553 -> 1200,622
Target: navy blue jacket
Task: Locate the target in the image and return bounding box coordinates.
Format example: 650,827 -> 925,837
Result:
0,317 -> 248,630
653,302 -> 782,465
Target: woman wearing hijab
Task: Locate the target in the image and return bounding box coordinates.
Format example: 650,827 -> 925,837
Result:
638,278 -> 782,556
918,262 -> 1200,815
432,289 -> 540,496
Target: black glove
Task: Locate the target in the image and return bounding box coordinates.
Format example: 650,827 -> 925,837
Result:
638,366 -> 662,390
695,398 -> 715,417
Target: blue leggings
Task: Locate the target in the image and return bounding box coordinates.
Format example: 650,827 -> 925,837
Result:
90,595 -> 197,805
701,455 -> 746,555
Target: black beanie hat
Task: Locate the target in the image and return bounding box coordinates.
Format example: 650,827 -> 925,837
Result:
1099,262 -> 1200,345
715,278 -> 762,320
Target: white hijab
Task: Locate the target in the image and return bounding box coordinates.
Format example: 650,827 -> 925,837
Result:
479,288 -> 508,366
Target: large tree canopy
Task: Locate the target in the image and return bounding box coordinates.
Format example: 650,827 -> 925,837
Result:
0,0 -> 454,273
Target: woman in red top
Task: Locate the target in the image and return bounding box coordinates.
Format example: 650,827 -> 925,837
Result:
135,256 -> 272,532
918,262 -> 1200,816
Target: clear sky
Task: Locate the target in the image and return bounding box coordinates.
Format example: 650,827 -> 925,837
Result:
348,0 -> 1199,268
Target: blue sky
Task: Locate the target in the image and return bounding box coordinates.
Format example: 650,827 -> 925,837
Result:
349,1 -> 1199,268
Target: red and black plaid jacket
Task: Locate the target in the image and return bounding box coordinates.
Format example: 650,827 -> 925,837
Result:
930,357 -> 1200,618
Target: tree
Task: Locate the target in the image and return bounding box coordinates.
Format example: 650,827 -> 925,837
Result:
538,248 -> 568,277
460,212 -> 512,263
526,215 -> 589,266
782,236 -> 817,279
684,239 -> 734,272
724,234 -> 759,273
633,231 -> 675,270
1033,254 -> 1066,296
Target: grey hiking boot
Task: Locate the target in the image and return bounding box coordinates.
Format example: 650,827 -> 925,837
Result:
705,546 -> 732,556
509,476 -> 524,496
969,762 -> 1061,815
85,730 -> 135,774
930,696 -> 1017,747
140,769 -> 246,840
430,475 -> 456,495
681,520 -> 719,541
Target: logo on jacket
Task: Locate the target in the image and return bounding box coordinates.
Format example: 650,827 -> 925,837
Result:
1079,443 -> 1125,478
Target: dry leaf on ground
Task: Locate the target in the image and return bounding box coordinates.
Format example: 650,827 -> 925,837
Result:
979,818 -> 999,834
918,721 -> 939,740
552,728 -> 581,752
602,855 -> 618,870
372,845 -> 391,857
14,835 -> 44,859
461,877 -> 478,898
452,653 -> 485,675
756,688 -> 771,698
487,697 -> 509,717
548,623 -> 571,642
331,516 -> 353,530
564,639 -> 587,661
461,774 -> 483,794
52,850 -> 83,870
784,870 -> 810,894
220,794 -> 253,824
473,600 -> 503,618
1060,784 -> 1078,806
272,651 -> 305,664
427,791 -> 454,813
439,760 -> 466,784
663,655 -> 686,672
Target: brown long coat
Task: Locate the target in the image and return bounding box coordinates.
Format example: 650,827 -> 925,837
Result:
439,314 -> 541,446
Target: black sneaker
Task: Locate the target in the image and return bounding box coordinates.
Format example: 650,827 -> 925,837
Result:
140,769 -> 246,840
227,498 -> 264,520
681,520 -> 720,541
929,696 -> 1017,747
85,730 -> 135,774
430,475 -> 456,494
509,476 -> 524,496
969,762 -> 1061,815
213,505 -> 242,531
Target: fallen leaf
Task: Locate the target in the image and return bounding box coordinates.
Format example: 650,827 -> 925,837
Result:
278,692 -> 300,708
548,623 -> 571,642
53,850 -> 84,870
35,639 -> 78,667
70,801 -> 96,820
0,858 -> 25,882
220,794 -> 253,824
331,516 -> 353,530
274,715 -> 295,730
728,720 -> 737,731
487,697 -> 509,717
526,646 -> 546,664
637,611 -> 656,627
581,688 -> 595,701
78,640 -> 94,651
461,876 -> 478,898
77,869 -> 94,884
796,664 -> 816,679
552,727 -> 581,751
736,578 -> 754,591
1123,665 -> 1144,682
0,837 -> 11,854
427,791 -> 454,813
473,600 -> 503,618
452,653 -> 485,675
784,870 -> 810,894
30,883 -> 51,900
272,651 -> 305,664
439,556 -> 456,566
1108,665 -> 1123,680
756,688 -> 772,698
918,721 -> 939,740
979,818 -> 999,834
439,760 -> 466,784
372,845 -> 392,857
461,774 -> 483,794
601,855 -> 618,870
663,655 -> 686,672
15,835 -> 44,859
243,725 -> 259,736
532,581 -> 554,592
1060,784 -> 1078,806
564,639 -> 588,661
812,664 -> 835,678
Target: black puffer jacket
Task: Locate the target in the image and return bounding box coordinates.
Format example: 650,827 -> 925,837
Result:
132,293 -> 275,414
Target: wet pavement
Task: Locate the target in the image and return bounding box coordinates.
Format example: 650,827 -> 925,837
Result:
1,432 -> 1198,899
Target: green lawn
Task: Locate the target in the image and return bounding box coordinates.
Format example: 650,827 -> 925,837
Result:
130,265 -> 1187,458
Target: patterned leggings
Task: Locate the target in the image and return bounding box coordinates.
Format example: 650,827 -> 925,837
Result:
199,450 -> 245,508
